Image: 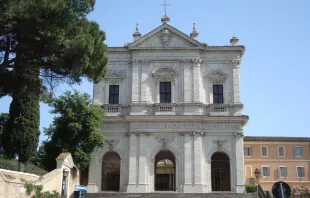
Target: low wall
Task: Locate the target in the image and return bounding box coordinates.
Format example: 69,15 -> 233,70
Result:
0,167 -> 80,198
87,192 -> 257,198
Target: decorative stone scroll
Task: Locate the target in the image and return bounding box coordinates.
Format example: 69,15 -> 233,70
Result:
212,139 -> 228,152
231,56 -> 241,68
104,139 -> 120,151
155,136 -> 174,149
206,70 -> 228,84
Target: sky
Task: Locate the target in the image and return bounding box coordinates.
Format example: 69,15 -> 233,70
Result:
0,0 -> 309,143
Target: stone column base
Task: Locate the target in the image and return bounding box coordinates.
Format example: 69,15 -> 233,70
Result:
87,183 -> 100,193
183,184 -> 206,193
235,185 -> 246,193
126,184 -> 149,193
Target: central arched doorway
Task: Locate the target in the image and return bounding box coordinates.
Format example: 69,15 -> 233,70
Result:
211,152 -> 231,191
154,150 -> 176,191
101,152 -> 120,191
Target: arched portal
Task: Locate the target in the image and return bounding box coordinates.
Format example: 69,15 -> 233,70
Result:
211,152 -> 231,191
101,152 -> 120,191
154,150 -> 176,191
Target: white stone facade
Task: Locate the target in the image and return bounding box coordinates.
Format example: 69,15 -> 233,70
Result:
88,18 -> 248,194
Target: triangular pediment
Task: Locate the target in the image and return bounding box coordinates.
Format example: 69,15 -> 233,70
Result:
106,70 -> 124,79
207,70 -> 228,83
128,24 -> 205,49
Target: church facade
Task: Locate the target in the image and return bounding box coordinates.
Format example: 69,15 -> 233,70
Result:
88,15 -> 248,194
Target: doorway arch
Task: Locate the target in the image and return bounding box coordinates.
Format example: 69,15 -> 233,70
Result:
154,150 -> 176,191
211,152 -> 231,191
101,151 -> 120,191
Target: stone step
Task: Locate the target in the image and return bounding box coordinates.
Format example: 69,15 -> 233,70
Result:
86,192 -> 257,198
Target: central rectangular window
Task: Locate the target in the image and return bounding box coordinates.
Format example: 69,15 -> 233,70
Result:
213,85 -> 223,104
294,146 -> 303,157
297,167 -> 305,178
261,146 -> 268,157
262,166 -> 270,177
160,82 -> 171,103
244,146 -> 252,156
109,85 -> 119,104
278,167 -> 287,177
278,146 -> 285,157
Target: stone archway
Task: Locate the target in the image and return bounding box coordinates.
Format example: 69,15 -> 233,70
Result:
154,150 -> 176,191
101,151 -> 120,191
211,152 -> 231,191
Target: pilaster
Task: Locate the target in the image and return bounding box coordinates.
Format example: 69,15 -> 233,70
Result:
183,61 -> 192,103
140,62 -> 151,102
130,61 -> 140,103
126,133 -> 138,192
232,57 -> 241,104
234,132 -> 246,193
138,133 -> 150,192
192,59 -> 203,103
193,132 -> 205,192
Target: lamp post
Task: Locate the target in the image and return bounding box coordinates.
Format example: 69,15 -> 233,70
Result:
254,168 -> 261,198
61,169 -> 69,198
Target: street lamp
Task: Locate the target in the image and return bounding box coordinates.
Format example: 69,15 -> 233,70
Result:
254,168 -> 261,197
61,169 -> 69,198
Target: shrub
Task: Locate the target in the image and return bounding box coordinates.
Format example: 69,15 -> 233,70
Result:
245,184 -> 257,193
291,185 -> 310,198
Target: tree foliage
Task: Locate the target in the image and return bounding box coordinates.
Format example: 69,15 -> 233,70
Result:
0,0 -> 108,165
41,90 -> 104,170
0,113 -> 9,153
1,0 -> 108,96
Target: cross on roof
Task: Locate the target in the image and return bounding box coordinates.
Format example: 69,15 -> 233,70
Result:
161,0 -> 171,16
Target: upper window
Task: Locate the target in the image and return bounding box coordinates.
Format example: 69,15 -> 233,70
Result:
261,146 -> 268,157
244,146 -> 252,156
109,85 -> 119,104
278,146 -> 285,157
297,167 -> 305,178
278,167 -> 287,178
294,146 -> 303,157
160,82 -> 171,103
213,85 -> 223,104
262,166 -> 270,177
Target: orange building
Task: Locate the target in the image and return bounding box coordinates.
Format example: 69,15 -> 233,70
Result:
243,136 -> 310,191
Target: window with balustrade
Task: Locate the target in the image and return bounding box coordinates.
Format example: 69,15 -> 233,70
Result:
213,85 -> 223,104
109,85 -> 119,104
160,82 -> 171,103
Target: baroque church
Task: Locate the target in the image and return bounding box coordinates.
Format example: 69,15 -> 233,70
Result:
88,14 -> 248,194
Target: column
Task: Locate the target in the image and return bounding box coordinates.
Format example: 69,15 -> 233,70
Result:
138,133 -> 149,192
183,61 -> 192,102
183,133 -> 193,192
127,133 -> 138,192
235,133 -> 246,193
193,59 -> 202,103
193,133 -> 204,192
232,59 -> 241,104
131,62 -> 140,103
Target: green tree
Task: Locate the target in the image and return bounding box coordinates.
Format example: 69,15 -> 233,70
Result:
0,0 -> 108,166
41,90 -> 104,170
0,113 -> 9,153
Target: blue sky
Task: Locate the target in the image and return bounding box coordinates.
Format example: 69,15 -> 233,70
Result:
0,0 -> 309,143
